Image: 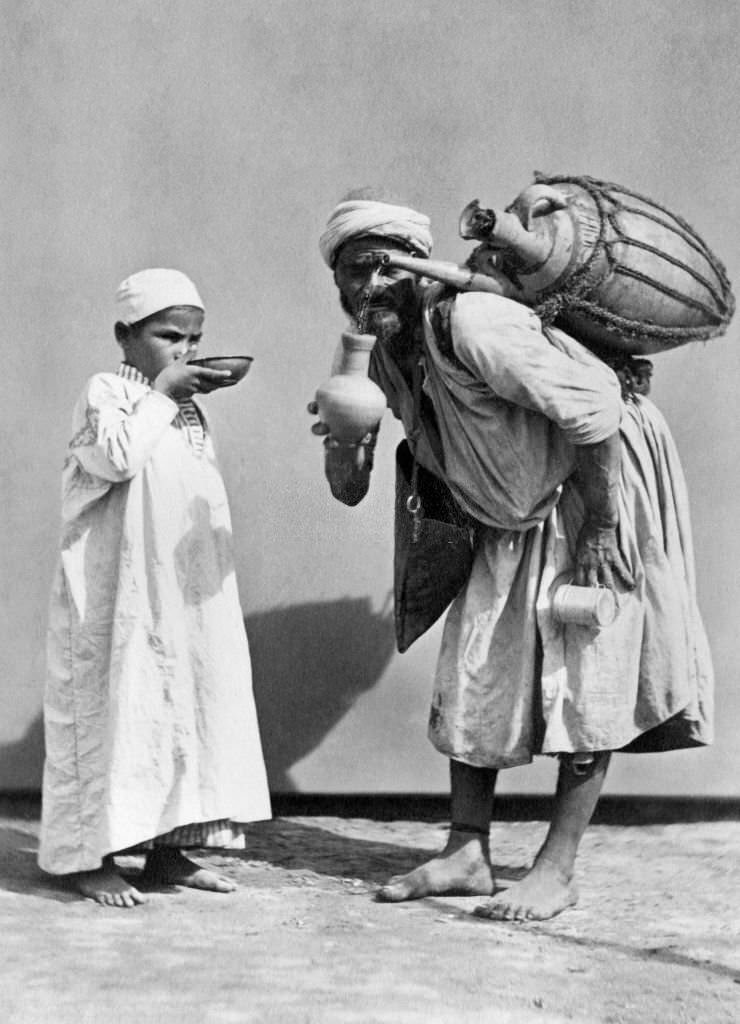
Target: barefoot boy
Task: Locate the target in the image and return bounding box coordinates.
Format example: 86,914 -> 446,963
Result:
39,269 -> 271,906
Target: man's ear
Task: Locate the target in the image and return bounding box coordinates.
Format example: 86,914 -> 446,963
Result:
114,321 -> 129,348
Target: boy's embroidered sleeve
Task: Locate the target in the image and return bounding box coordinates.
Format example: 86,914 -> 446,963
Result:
69,374 -> 179,481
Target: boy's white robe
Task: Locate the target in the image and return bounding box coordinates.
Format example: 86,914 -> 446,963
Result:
39,371 -> 271,874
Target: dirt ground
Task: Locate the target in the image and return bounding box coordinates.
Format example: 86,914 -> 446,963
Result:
1,800 -> 739,1024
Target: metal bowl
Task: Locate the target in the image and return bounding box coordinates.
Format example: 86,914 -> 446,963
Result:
188,356 -> 253,384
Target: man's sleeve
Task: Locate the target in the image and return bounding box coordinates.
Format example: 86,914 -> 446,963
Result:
450,292 -> 622,445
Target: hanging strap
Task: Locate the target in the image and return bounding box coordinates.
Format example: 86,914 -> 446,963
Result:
405,356 -> 425,538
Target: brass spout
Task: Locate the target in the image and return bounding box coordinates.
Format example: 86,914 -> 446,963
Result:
380,252 -> 519,298
459,199 -> 497,240
459,200 -> 551,268
460,188 -> 572,272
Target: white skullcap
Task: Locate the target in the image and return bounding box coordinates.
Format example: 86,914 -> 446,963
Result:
115,268 -> 204,325
319,200 -> 433,268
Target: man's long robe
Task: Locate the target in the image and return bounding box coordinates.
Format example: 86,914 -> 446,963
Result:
370,290 -> 713,767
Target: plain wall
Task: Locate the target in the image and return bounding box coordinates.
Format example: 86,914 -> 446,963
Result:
2,0 -> 739,797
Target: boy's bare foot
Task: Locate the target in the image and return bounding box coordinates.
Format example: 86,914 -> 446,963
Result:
140,848 -> 236,893
73,862 -> 148,908
473,856 -> 577,922
376,829 -> 494,902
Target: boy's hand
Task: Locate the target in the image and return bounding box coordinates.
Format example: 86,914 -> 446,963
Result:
153,361 -> 234,399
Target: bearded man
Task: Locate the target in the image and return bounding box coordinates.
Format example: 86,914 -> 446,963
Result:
309,191 -> 712,921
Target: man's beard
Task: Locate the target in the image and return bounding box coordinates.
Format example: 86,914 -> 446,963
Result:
366,307 -> 404,340
363,283 -> 418,343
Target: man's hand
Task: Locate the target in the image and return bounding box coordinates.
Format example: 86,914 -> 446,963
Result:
307,400 -> 376,505
574,520 -> 634,590
572,433 -> 635,593
154,361 -> 234,399
307,400 -> 331,438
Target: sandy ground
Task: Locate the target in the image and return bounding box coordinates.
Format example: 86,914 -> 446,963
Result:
1,802 -> 739,1024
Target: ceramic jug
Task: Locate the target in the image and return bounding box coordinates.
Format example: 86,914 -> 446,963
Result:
315,331 -> 387,443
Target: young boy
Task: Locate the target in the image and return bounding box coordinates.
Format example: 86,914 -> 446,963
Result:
39,268 -> 271,907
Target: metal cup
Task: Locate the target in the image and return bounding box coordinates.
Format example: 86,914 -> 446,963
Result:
551,583 -> 617,627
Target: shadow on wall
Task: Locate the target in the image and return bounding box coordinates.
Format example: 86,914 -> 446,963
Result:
246,595 -> 397,792
0,715 -> 45,791
0,596 -> 396,793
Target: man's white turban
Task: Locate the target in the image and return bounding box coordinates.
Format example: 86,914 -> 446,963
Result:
319,200 -> 433,268
115,268 -> 204,325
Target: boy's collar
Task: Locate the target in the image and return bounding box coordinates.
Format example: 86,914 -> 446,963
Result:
118,363 -> 150,386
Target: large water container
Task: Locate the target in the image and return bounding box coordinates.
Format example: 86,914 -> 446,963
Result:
459,173 -> 734,356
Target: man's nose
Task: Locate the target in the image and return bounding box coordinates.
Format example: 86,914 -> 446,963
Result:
360,273 -> 388,300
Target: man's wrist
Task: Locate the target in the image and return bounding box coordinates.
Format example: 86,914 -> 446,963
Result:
323,432 -> 376,451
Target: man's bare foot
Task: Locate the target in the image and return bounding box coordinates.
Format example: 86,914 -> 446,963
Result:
140,848 -> 236,893
473,856 -> 577,922
72,861 -> 147,908
376,829 -> 494,902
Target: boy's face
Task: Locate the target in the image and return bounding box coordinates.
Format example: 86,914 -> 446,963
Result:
115,306 -> 204,382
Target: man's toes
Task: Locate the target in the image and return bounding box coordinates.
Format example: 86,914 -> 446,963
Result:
473,901 -> 494,919
377,875 -> 419,902
376,883 -> 402,902
475,899 -> 508,920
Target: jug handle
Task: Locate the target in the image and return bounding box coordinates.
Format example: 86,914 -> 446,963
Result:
527,187 -> 569,227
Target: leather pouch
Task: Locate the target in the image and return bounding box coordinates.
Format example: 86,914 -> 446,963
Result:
394,439 -> 475,652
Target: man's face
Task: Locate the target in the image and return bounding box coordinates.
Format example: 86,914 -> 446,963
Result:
116,306 -> 204,382
333,235 -> 421,339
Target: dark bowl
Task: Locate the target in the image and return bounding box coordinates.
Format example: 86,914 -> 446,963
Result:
188,356 -> 253,384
